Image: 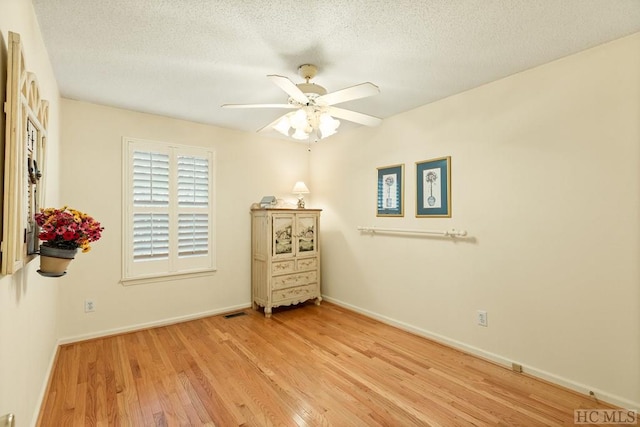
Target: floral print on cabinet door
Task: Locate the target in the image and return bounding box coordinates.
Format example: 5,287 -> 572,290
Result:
273,215 -> 293,256
297,215 -> 315,253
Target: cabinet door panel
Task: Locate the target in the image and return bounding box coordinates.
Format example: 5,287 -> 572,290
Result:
296,214 -> 317,255
272,214 -> 294,258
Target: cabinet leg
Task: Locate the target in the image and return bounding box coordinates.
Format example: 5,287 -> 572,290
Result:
315,296 -> 322,306
265,306 -> 272,318
252,301 -> 258,310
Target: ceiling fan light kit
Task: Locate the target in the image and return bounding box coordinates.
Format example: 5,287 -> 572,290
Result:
275,108 -> 340,140
222,64 -> 381,141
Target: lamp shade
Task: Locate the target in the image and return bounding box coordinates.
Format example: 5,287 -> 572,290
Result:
318,113 -> 340,139
291,128 -> 309,140
292,181 -> 310,194
273,116 -> 291,136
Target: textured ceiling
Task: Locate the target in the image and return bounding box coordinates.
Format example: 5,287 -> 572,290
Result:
32,0 -> 640,139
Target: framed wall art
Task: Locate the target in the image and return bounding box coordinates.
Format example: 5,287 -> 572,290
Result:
376,164 -> 404,217
416,156 -> 451,218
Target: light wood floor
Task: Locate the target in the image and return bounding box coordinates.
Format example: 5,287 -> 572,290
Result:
38,302 -> 616,426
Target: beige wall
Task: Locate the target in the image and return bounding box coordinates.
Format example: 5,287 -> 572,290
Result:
312,33 -> 640,409
57,100 -> 310,340
0,0 -> 63,425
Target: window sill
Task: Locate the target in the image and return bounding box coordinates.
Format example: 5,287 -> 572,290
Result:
121,268 -> 217,286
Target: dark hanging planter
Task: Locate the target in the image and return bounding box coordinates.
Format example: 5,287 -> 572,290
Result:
38,245 -> 78,277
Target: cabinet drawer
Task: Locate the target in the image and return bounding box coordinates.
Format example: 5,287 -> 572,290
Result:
296,257 -> 317,271
272,260 -> 295,275
272,271 -> 317,290
272,284 -> 318,302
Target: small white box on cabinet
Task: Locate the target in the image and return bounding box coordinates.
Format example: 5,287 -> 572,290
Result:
259,196 -> 277,208
250,208 -> 322,317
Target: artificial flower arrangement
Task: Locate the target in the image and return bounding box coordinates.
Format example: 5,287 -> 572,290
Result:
34,206 -> 104,253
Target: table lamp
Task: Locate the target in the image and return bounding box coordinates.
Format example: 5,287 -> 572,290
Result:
292,181 -> 310,208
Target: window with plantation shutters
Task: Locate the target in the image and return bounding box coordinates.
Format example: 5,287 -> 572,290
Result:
123,138 -> 216,283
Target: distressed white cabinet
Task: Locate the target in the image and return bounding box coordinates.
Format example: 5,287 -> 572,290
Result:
251,208 -> 322,317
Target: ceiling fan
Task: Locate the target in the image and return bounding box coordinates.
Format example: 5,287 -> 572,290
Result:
222,64 -> 382,141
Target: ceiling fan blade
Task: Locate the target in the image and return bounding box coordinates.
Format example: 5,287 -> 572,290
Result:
221,103 -> 296,109
327,106 -> 382,127
317,82 -> 380,106
268,75 -> 309,105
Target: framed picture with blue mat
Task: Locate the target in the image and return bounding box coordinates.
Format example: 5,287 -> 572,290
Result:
376,164 -> 404,217
416,156 -> 451,218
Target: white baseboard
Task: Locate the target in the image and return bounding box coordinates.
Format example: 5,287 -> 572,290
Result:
58,303 -> 250,345
30,342 -> 60,427
322,296 -> 639,412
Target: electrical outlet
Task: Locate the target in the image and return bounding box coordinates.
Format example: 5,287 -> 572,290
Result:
84,299 -> 95,313
477,310 -> 488,327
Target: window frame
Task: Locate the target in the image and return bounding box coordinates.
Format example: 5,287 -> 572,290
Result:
122,137 -> 216,284
1,32 -> 49,274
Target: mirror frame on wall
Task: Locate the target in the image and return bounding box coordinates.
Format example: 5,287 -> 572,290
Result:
1,31 -> 48,275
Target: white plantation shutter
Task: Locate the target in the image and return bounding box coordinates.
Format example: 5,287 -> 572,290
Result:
132,150 -> 171,261
177,155 -> 209,258
178,213 -> 208,256
123,138 -> 216,282
133,151 -> 170,205
133,213 -> 170,259
177,156 -> 208,206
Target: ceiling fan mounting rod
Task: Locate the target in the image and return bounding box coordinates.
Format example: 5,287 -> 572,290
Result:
298,64 -> 318,82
